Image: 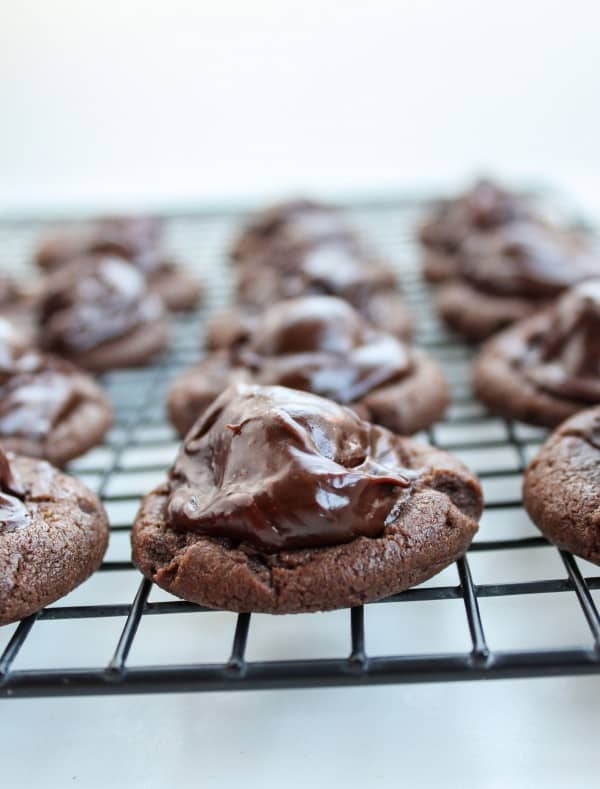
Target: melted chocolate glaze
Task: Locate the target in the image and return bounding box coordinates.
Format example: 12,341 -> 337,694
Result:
419,179 -> 530,252
37,216 -> 167,274
461,221 -> 600,299
40,256 -> 163,354
521,280 -> 600,402
168,384 -> 415,550
0,448 -> 30,532
231,296 -> 413,404
0,356 -> 84,438
236,239 -> 397,309
231,200 -> 358,262
0,330 -> 88,439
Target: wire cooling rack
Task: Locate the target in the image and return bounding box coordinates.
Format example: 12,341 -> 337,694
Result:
1,198 -> 600,699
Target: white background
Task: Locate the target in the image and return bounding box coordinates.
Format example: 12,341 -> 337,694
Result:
2,3 -> 600,787
1,0 -> 600,215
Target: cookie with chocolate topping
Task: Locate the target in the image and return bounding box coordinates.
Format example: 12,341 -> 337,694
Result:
169,296 -> 447,436
0,321 -> 112,465
473,280 -> 600,426
0,447 -> 109,625
209,238 -> 414,343
39,256 -> 169,371
418,178 -> 532,282
523,406 -> 600,565
35,215 -> 202,311
435,220 -> 600,339
133,384 -> 482,613
230,199 -> 358,264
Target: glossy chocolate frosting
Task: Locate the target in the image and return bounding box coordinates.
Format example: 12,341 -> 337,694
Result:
233,296 -> 413,403
168,384 -> 415,550
420,179 -> 529,252
231,199 -> 357,262
237,240 -> 396,309
0,448 -> 30,532
37,216 -> 166,274
40,256 -> 164,354
460,220 -> 600,298
521,280 -> 600,401
0,331 -> 89,439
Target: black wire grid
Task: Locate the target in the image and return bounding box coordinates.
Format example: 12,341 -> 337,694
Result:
1,199 -> 600,699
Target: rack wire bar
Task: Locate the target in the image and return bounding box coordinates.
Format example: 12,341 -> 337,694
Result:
559,551 -> 600,649
349,607 -> 367,670
456,557 -> 489,664
0,615 -> 38,679
1,200 -> 600,698
107,578 -> 152,674
227,614 -> 251,673
3,649 -> 600,698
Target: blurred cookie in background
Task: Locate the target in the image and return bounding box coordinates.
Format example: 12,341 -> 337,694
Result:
0,274 -> 39,344
418,178 -> 533,282
35,215 -> 202,311
38,255 -> 169,372
229,198 -> 359,264
170,295 -> 446,437
472,279 -> 600,427
0,317 -> 112,466
433,219 -> 600,340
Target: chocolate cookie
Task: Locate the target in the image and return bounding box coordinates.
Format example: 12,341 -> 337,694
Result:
39,255 -> 169,372
170,296 -> 447,436
230,199 -> 358,263
418,178 -> 532,282
435,219 -> 600,340
472,280 -> 600,427
133,384 -> 482,614
0,325 -> 112,466
35,215 -> 202,312
0,448 -> 109,625
0,275 -> 38,343
211,238 -> 414,342
523,407 -> 600,564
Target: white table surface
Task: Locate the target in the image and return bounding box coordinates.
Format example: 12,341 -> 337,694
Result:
4,677 -> 600,788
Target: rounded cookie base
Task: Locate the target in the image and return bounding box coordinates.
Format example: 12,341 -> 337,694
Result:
435,280 -> 542,341
0,369 -> 112,467
167,354 -> 252,436
167,350 -> 449,438
131,442 -> 482,614
422,250 -> 462,283
361,350 -> 448,435
149,268 -> 203,312
523,408 -> 600,564
360,292 -> 414,340
63,319 -> 169,372
0,455 -> 109,625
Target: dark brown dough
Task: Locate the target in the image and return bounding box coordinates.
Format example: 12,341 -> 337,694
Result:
170,295 -> 447,436
148,267 -> 203,312
436,280 -> 544,341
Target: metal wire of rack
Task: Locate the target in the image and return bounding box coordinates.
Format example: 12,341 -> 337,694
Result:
1,199 -> 600,699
